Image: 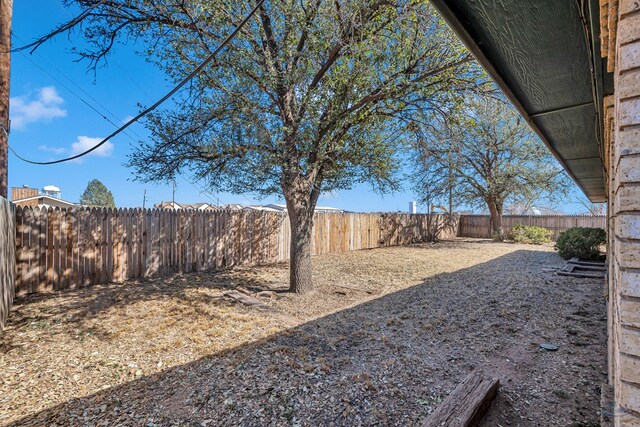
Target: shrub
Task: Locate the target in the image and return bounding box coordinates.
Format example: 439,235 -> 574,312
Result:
555,227 -> 606,260
508,224 -> 552,244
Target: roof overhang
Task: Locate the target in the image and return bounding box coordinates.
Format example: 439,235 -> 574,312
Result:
430,0 -> 612,203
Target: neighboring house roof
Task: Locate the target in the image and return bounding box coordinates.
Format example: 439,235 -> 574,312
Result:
429,0 -> 609,202
526,206 -> 563,216
315,206 -> 343,213
264,204 -> 287,211
181,202 -> 217,210
13,195 -> 77,208
154,202 -> 219,210
222,204 -> 244,210
263,203 -> 343,213
244,205 -> 282,212
154,201 -> 182,209
191,203 -> 213,209
505,204 -> 563,216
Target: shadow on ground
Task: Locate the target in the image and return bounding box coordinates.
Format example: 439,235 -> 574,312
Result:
5,247 -> 606,426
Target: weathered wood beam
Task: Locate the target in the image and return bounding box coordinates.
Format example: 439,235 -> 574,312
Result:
425,370 -> 499,427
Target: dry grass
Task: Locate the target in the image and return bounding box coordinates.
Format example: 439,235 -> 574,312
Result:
1,272 -> 282,423
0,239 -> 606,426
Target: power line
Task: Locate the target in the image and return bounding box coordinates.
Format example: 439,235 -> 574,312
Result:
49,0 -> 156,103
14,39 -> 223,206
12,30 -> 161,155
13,33 -> 223,206
9,0 -> 265,165
11,34 -> 126,131
12,1 -> 229,206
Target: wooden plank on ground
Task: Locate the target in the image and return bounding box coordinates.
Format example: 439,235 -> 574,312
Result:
424,370 -> 499,427
222,289 -> 278,313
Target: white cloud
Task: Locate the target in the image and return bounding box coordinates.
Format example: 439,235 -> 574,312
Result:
37,136 -> 113,162
38,145 -> 66,154
122,115 -> 135,124
10,86 -> 67,130
70,136 -> 114,159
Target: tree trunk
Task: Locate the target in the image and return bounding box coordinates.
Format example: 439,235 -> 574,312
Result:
487,199 -> 504,240
283,180 -> 319,293
287,208 -> 314,293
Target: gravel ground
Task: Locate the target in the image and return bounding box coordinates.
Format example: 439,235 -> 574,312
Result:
0,239 -> 607,426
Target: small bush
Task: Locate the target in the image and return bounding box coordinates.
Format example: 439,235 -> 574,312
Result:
508,224 -> 552,244
555,227 -> 606,260
492,232 -> 504,242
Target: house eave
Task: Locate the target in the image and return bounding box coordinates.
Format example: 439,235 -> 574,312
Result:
430,0 -> 611,203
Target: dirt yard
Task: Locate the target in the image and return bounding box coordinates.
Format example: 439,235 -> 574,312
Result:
0,239 -> 607,426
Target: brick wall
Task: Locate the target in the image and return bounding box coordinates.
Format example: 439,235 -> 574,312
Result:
603,0 -> 640,424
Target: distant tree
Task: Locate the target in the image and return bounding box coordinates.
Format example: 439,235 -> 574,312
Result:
30,0 -> 486,293
504,198 -> 536,215
80,179 -> 115,208
504,196 -> 560,215
571,194 -> 605,215
412,96 -> 571,239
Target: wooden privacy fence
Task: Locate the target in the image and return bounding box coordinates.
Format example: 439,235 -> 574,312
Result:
14,207 -> 457,295
0,196 -> 16,332
458,215 -> 607,240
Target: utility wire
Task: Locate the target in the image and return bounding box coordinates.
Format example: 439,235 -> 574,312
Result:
11,6 -> 223,205
9,0 -> 265,165
14,35 -> 223,205
49,0 -> 156,103
12,34 -> 126,131
13,30 -> 223,205
12,1 -> 227,205
12,30 -> 161,156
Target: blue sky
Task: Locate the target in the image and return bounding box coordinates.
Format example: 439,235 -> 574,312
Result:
9,1 -> 593,213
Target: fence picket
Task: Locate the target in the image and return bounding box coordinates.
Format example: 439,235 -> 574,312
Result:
458,214 -> 606,240
12,209 -> 603,294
